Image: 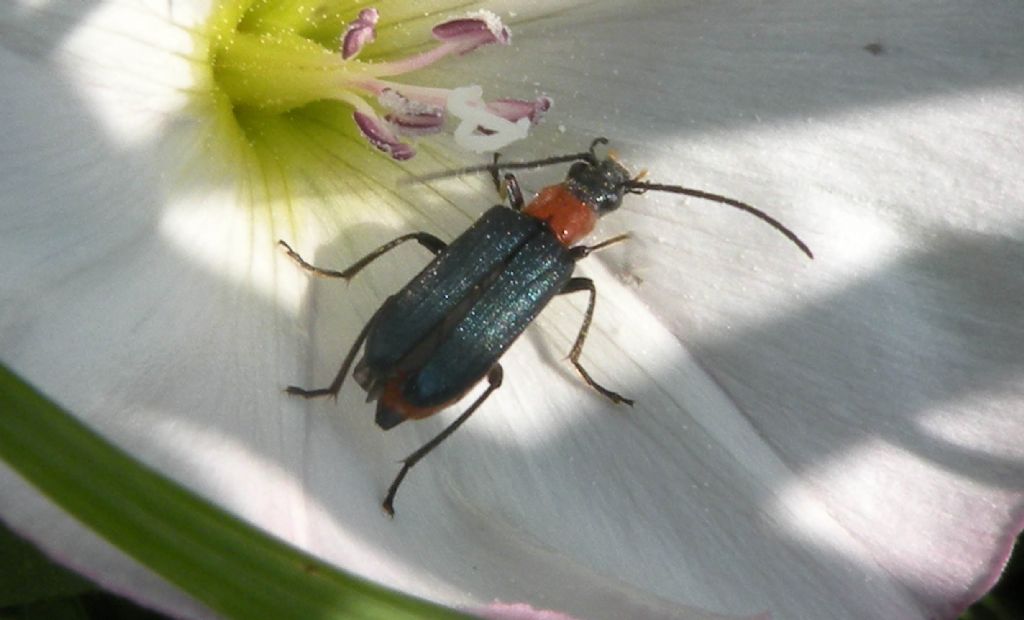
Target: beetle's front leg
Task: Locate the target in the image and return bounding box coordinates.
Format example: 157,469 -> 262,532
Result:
488,153 -> 525,210
567,234 -> 630,261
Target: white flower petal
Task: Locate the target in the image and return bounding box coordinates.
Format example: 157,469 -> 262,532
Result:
0,0 -> 308,611
453,1 -> 1023,617
3,1 -> 726,619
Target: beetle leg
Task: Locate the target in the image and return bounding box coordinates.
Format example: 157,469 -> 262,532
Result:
382,364 -> 504,516
285,312 -> 377,400
487,153 -> 525,210
278,233 -> 447,281
567,233 -> 630,261
503,173 -> 525,210
281,234 -> 446,400
488,153 -> 503,194
559,278 -> 634,406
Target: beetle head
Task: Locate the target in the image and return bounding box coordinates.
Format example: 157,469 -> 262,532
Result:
565,155 -> 632,217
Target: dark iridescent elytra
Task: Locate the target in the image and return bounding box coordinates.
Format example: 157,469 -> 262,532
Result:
355,206 -> 574,419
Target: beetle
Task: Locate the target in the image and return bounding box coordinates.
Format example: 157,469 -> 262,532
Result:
281,138 -> 812,515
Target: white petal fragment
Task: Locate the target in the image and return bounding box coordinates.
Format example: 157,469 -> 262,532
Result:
448,85 -> 530,152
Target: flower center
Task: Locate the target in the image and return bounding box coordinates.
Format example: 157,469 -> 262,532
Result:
196,1 -> 551,162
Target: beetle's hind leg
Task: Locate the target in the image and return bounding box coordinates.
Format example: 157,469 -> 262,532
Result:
382,365 -> 504,516
281,234 -> 448,399
286,316 -> 375,400
559,278 -> 634,406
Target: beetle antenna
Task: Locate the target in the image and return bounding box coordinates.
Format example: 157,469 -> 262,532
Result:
406,153 -> 586,183
625,180 -> 814,259
402,138 -> 610,184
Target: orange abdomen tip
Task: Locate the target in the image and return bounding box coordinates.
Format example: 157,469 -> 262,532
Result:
376,375 -> 453,429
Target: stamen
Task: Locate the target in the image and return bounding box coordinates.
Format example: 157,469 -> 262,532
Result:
210,6 -> 547,160
386,112 -> 445,135
378,88 -> 444,117
487,97 -> 553,124
379,89 -> 445,135
341,8 -> 379,60
354,110 -> 415,161
431,10 -> 511,52
368,10 -> 511,78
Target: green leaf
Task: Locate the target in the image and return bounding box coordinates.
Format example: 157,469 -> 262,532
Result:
0,365 -> 470,620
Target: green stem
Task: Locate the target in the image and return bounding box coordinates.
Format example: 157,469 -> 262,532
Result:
0,364 -> 470,620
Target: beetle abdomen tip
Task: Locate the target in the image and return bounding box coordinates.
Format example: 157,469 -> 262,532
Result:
375,404 -> 407,430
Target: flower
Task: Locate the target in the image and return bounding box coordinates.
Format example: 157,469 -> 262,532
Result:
210,3 -> 549,159
2,1 -> 1023,619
